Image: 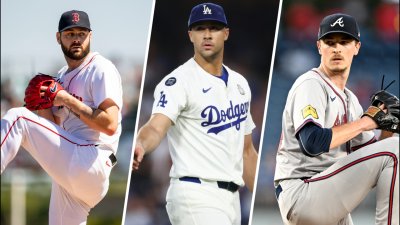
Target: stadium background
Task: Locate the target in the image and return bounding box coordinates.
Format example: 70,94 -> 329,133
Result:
124,1 -> 279,225
252,0 -> 399,224
1,0 -> 153,224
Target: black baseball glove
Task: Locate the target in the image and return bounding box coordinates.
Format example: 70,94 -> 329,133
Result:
363,90 -> 399,133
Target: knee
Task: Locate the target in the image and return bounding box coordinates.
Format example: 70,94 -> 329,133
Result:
383,136 -> 399,157
2,107 -> 27,121
6,107 -> 30,117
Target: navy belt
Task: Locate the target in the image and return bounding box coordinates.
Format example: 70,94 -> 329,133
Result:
179,176 -> 240,193
275,177 -> 311,200
275,184 -> 282,200
109,153 -> 117,166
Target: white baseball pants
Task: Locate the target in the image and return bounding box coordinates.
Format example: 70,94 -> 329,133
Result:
1,107 -> 113,225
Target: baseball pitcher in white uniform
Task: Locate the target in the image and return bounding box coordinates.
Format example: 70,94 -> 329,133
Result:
132,3 -> 258,225
1,10 -> 123,225
274,13 -> 399,225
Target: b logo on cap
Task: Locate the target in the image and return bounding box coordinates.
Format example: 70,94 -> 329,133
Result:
330,17 -> 344,27
203,5 -> 212,15
72,12 -> 80,24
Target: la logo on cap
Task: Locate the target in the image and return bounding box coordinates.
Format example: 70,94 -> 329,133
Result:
203,5 -> 212,15
330,17 -> 344,27
72,12 -> 80,24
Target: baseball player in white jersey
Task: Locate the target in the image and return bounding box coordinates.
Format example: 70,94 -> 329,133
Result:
132,3 -> 258,225
1,10 -> 123,225
274,13 -> 399,225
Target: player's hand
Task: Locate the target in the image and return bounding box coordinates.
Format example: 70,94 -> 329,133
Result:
24,73 -> 64,111
132,142 -> 145,171
52,89 -> 68,107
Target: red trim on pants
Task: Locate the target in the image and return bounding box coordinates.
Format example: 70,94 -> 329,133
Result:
303,152 -> 398,225
1,116 -> 96,147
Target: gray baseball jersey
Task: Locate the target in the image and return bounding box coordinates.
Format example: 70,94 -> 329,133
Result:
274,68 -> 375,183
273,68 -> 398,225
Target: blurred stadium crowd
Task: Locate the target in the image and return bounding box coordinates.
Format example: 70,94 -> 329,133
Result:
254,0 -> 399,223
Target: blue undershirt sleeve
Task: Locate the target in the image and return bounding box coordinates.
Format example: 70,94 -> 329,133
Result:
296,123 -> 332,157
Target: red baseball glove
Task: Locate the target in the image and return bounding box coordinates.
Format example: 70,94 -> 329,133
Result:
24,73 -> 64,110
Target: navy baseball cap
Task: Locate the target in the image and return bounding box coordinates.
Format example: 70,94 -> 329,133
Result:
188,3 -> 228,28
318,13 -> 360,41
58,10 -> 91,32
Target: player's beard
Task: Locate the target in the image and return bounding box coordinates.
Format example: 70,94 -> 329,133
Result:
60,41 -> 90,61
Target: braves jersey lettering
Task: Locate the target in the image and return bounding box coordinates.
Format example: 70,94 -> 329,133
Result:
275,68 -> 376,182
201,100 -> 249,134
333,114 -> 346,127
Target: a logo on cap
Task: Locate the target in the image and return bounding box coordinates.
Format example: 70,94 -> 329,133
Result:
72,12 -> 80,24
330,17 -> 344,27
203,5 -> 212,15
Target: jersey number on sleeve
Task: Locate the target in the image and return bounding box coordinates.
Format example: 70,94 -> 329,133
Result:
157,91 -> 168,108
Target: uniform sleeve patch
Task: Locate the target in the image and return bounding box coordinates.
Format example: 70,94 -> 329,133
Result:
302,105 -> 319,119
165,77 -> 176,86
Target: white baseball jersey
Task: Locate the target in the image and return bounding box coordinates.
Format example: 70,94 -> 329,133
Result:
54,52 -> 123,153
152,58 -> 255,186
274,68 -> 376,183
1,52 -> 123,225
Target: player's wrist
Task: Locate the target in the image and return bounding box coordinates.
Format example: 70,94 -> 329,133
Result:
360,116 -> 378,131
53,90 -> 68,106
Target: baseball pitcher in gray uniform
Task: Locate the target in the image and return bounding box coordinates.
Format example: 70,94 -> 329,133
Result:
274,13 -> 399,225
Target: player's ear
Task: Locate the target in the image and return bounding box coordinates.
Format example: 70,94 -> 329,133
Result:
316,41 -> 321,55
188,30 -> 194,43
354,41 -> 361,56
56,32 -> 61,44
224,27 -> 229,41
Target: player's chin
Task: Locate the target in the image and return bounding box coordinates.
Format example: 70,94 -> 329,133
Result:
329,65 -> 346,73
67,50 -> 88,60
200,50 -> 217,58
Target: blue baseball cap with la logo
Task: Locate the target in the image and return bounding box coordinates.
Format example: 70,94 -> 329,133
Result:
318,13 -> 360,41
188,3 -> 228,28
59,10 -> 91,32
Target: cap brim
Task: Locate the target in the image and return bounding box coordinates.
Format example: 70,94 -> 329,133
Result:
59,25 -> 92,32
319,31 -> 359,41
189,18 -> 227,28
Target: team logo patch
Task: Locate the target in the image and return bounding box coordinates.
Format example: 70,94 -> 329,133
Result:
302,105 -> 319,119
72,12 -> 80,24
237,84 -> 245,95
330,17 -> 344,27
165,77 -> 176,86
203,5 -> 212,15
